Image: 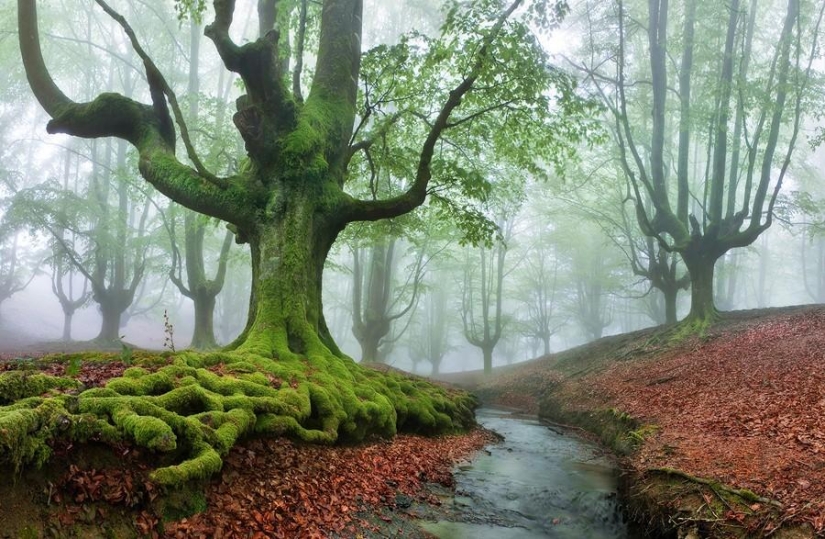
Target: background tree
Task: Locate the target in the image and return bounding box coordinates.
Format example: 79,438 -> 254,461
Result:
461,213 -> 516,374
0,232 -> 38,318
409,279 -> 452,376
511,208 -> 566,355
573,0 -> 825,326
351,236 -> 425,364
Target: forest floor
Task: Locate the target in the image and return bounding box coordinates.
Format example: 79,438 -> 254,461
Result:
0,332 -> 500,539
441,304 -> 825,538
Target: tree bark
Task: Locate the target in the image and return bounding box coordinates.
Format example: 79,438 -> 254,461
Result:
482,346 -> 493,376
96,296 -> 128,343
190,291 -> 218,350
663,286 -> 678,325
229,191 -> 344,359
62,312 -> 73,342
682,249 -> 720,323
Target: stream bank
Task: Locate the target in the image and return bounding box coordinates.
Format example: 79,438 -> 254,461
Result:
444,306 -> 825,538
418,408 -> 636,539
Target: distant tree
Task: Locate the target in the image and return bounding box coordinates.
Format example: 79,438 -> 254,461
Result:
351,237 -> 425,363
0,233 -> 38,318
163,19 -> 237,350
46,146 -> 90,341
6,138 -> 157,343
461,215 -> 515,374
409,277 -> 452,376
574,0 -> 825,327
513,222 -> 565,355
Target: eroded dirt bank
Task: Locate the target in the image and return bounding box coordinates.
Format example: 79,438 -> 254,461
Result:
442,305 -> 825,538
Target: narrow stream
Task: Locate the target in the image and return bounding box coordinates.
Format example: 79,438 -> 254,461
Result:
420,408 -> 636,538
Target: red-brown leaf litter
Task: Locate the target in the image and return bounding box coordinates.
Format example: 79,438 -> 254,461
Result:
589,309 -> 825,531
164,429 -> 497,538
43,429 -> 496,538
463,305 -> 825,535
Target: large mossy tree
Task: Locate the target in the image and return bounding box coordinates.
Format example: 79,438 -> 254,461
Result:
19,0 -> 585,357
10,0 -> 594,480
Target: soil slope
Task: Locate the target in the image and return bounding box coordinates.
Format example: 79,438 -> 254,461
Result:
447,305 -> 825,538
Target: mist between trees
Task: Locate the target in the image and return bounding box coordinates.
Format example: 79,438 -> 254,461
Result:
1,0 -> 823,374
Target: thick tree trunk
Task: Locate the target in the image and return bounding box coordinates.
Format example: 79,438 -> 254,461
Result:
683,250 -> 720,323
357,334 -> 381,364
190,292 -> 217,349
97,301 -> 123,343
230,194 -> 344,359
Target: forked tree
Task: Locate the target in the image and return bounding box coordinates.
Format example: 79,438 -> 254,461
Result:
576,0 -> 824,326
19,0 -> 585,359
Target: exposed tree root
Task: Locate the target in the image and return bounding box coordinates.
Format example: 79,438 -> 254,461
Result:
649,467 -> 783,508
0,350 -> 477,486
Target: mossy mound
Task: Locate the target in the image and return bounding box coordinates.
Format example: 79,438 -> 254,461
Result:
0,351 -> 477,486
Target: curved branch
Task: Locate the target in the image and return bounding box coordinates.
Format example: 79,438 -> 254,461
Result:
93,0 -> 225,189
204,0 -> 242,70
342,0 -> 524,223
210,228 -> 234,292
18,0 -> 252,229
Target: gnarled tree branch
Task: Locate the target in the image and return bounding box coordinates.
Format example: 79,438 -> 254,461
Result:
18,0 -> 252,228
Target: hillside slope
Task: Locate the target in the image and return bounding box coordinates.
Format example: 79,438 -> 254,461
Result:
450,305 -> 825,538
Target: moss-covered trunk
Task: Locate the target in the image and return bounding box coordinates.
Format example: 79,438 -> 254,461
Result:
230,190 -> 343,360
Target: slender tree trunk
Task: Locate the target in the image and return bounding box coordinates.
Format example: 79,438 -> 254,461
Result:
62,312 -> 73,342
663,287 -> 678,325
482,346 -> 493,375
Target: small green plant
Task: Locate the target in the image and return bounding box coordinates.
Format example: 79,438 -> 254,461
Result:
119,336 -> 133,365
66,356 -> 82,377
163,309 -> 176,353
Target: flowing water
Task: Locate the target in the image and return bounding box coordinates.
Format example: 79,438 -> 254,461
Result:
419,408 -> 638,539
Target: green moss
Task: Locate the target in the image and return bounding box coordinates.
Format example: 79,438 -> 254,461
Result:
160,485 -> 208,522
0,347 -> 478,486
150,441 -> 222,485
0,398 -> 71,471
0,371 -> 80,404
280,96 -> 349,175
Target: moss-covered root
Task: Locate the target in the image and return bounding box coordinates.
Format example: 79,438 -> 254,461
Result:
0,351 -> 479,486
0,371 -> 80,404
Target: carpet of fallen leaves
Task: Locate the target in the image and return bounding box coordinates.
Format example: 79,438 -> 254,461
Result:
475,362 -> 564,414
40,426 -> 497,538
586,308 -> 825,532
163,429 -> 498,538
